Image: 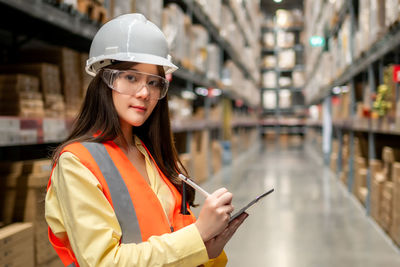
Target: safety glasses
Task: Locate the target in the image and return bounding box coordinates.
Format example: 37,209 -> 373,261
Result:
102,69 -> 169,100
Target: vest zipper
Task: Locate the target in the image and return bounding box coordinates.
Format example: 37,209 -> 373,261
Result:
161,205 -> 174,232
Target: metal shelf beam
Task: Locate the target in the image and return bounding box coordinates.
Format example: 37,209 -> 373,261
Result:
0,0 -> 98,41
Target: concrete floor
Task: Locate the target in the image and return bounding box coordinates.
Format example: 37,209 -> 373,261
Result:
193,141 -> 400,267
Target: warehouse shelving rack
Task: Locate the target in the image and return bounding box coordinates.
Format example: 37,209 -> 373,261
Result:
304,0 -> 400,247
260,22 -> 306,137
0,0 -> 261,180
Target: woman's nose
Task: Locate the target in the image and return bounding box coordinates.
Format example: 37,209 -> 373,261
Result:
135,83 -> 150,99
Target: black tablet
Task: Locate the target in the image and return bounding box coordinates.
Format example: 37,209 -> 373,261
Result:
229,188 -> 274,223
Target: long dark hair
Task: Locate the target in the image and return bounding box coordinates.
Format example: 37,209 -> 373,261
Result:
52,62 -> 196,206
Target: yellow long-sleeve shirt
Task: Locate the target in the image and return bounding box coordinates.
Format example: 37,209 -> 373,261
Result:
45,139 -> 227,266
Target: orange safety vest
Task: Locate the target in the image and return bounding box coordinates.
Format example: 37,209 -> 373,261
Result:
47,141 -> 198,267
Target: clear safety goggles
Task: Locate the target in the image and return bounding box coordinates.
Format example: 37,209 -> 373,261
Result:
102,69 -> 169,100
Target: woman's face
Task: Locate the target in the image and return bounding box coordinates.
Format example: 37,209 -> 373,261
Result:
111,63 -> 161,127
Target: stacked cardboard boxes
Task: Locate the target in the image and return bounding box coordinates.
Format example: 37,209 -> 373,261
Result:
353,156 -> 367,204
21,47 -> 83,118
0,159 -> 61,266
371,159 -> 384,222
370,147 -> 400,232
381,181 -> 394,232
0,63 -> 64,118
0,74 -> 44,118
330,139 -> 339,173
390,162 -> 400,246
339,134 -> 349,185
0,223 -> 34,267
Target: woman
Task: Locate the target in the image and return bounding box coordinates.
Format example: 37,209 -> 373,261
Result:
45,13 -> 247,267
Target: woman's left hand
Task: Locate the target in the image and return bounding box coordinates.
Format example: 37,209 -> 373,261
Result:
204,212 -> 248,259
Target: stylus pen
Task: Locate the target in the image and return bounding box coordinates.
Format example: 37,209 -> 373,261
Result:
178,174 -> 210,198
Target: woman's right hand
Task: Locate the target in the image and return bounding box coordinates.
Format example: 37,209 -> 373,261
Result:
195,188 -> 234,242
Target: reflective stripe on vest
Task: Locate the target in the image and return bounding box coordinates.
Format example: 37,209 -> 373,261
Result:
82,142 -> 142,243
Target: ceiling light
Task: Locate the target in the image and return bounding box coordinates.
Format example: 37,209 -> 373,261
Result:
274,0 -> 283,3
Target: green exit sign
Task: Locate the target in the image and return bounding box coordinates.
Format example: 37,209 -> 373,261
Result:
309,36 -> 325,47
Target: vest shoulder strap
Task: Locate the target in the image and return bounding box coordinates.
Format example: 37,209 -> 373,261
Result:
81,142 -> 142,244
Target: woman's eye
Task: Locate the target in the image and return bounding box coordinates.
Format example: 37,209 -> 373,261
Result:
124,74 -> 137,82
148,79 -> 161,87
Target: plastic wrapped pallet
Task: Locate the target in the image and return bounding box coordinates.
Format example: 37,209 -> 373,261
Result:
168,95 -> 193,123
341,15 -> 352,67
276,9 -> 294,28
263,91 -> 277,109
278,49 -> 296,69
220,4 -> 235,42
386,0 -> 400,27
370,0 -> 386,45
277,31 -> 295,48
243,46 -> 259,82
263,55 -> 276,68
292,70 -> 305,88
222,60 -> 242,89
109,0 -> 130,18
263,32 -> 275,48
359,0 -> 371,53
206,43 -> 221,82
262,71 -> 277,88
190,25 -> 209,74
279,77 -> 292,87
279,89 -> 292,109
162,4 -> 186,64
146,0 -> 163,27
195,0 -> 221,28
110,0 -> 157,24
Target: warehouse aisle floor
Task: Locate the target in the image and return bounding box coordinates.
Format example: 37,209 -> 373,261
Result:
193,141 -> 400,267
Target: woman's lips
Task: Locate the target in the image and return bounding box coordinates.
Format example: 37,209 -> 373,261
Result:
130,105 -> 147,112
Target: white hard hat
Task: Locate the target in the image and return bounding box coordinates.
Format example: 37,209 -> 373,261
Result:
86,13 -> 178,76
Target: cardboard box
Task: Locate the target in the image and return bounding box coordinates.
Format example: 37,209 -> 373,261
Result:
353,157 -> 366,195
0,64 -> 61,95
359,187 -> 368,206
0,159 -> 55,265
0,222 -> 34,267
390,162 -> 400,245
212,140 -> 222,174
381,181 -> 394,232
190,130 -> 209,184
20,47 -> 83,108
371,172 -> 386,222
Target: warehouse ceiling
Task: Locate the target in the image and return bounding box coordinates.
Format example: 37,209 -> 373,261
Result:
261,0 -> 303,14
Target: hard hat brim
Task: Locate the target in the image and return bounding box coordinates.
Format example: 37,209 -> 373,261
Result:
86,52 -> 178,77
